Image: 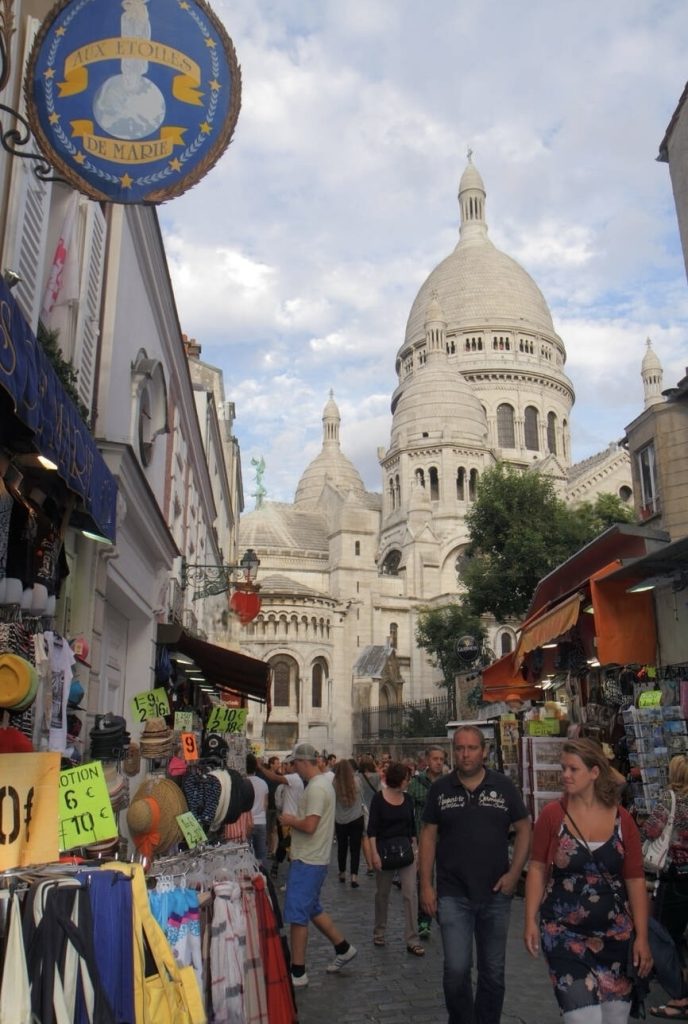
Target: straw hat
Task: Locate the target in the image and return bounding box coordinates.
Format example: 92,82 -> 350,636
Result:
0,654 -> 37,710
127,777 -> 187,860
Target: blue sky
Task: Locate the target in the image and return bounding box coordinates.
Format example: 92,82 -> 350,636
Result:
159,0 -> 688,509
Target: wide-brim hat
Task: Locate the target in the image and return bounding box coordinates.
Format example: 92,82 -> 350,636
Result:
224,768 -> 254,825
0,654 -> 37,710
127,777 -> 187,858
209,769 -> 232,832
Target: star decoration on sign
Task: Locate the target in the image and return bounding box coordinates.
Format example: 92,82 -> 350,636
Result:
169,158 -> 182,172
200,121 -> 211,134
209,79 -> 220,92
74,151 -> 85,164
56,26 -> 66,36
205,37 -> 216,48
120,173 -> 133,189
44,68 -> 55,79
49,112 -> 59,125
179,0 -> 190,7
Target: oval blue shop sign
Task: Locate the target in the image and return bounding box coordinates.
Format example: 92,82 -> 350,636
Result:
26,0 -> 241,204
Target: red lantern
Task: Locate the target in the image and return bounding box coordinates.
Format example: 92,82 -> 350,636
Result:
229,585 -> 261,625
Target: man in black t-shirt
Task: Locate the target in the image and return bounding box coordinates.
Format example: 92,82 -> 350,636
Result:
419,726 -> 531,1024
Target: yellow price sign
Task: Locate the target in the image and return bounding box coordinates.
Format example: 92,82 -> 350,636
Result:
130,687 -> 170,723
638,689 -> 662,708
180,733 -> 199,760
174,711 -> 194,732
176,812 -> 207,849
206,705 -> 248,734
58,760 -> 118,852
0,753 -> 60,870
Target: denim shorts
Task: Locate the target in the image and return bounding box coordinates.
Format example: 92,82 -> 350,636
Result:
283,860 -> 329,925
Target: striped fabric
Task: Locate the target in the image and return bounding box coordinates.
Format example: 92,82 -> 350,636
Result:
210,881 -> 246,1024
253,874 -> 297,1024
241,879 -> 268,1024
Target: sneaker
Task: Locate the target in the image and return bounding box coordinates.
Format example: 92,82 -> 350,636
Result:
291,971 -> 309,988
326,944 -> 358,973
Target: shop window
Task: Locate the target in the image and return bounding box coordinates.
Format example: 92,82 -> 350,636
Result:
637,442 -> 658,518
497,404 -> 515,448
524,406 -> 539,451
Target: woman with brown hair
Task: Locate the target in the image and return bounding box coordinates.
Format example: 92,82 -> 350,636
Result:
333,758 -> 365,887
524,738 -> 652,1024
367,760 -> 424,956
641,754 -> 688,1019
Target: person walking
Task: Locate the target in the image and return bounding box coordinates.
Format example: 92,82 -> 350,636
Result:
368,760 -> 424,956
524,737 -> 652,1024
279,742 -> 357,988
408,744 -> 445,938
333,759 -> 365,887
359,754 -> 381,876
256,756 -> 305,882
246,753 -> 269,869
419,725 -> 531,1024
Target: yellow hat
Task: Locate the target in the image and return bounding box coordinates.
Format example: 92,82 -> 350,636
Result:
0,654 -> 37,710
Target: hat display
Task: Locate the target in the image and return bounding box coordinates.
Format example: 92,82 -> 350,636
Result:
224,767 -> 254,825
209,769 -> 232,831
0,726 -> 34,753
288,741 -> 319,762
140,717 -> 173,759
0,654 -> 38,711
89,714 -> 130,760
201,732 -> 228,761
70,636 -> 91,667
181,769 -> 222,832
127,777 -> 187,860
68,680 -> 86,711
103,763 -> 129,813
123,742 -> 141,777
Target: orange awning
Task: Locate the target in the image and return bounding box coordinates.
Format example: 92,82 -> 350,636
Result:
590,564 -> 657,666
514,592 -> 583,668
481,652 -> 540,703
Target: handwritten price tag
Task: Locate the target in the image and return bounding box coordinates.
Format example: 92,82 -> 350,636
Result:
0,752 -> 60,870
206,706 -> 248,734
176,812 -> 207,849
638,689 -> 662,708
130,687 -> 170,723
174,711 -> 193,732
58,760 -> 118,852
180,733 -> 199,760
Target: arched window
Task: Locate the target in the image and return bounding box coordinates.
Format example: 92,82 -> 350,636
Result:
381,550 -> 401,576
415,468 -> 425,488
395,475 -> 400,506
500,632 -> 513,655
355,540 -> 361,556
456,467 -> 465,501
524,406 -> 539,451
497,404 -> 515,448
547,412 -> 557,454
469,468 -> 478,501
311,660 -> 326,708
562,419 -> 568,459
619,485 -> 632,503
272,658 -> 295,707
389,478 -> 395,510
429,466 -> 439,501
389,622 -> 398,650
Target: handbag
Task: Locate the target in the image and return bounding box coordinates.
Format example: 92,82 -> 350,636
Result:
642,790 -> 676,875
377,835 -> 414,871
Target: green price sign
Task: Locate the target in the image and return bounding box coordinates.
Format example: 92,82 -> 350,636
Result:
130,687 -> 170,723
174,711 -> 194,732
58,761 -> 118,852
527,719 -> 560,736
638,689 -> 662,708
176,812 -> 207,850
206,706 -> 248,734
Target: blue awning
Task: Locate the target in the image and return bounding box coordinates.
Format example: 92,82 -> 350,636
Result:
0,276 -> 117,541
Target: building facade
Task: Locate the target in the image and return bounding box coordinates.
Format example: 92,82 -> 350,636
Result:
237,159 -> 634,756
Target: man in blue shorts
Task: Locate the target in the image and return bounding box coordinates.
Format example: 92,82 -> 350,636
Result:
279,741 -> 357,988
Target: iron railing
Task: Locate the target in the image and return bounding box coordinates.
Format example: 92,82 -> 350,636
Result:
353,695 -> 453,742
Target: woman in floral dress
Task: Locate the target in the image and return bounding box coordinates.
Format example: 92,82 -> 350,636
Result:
524,739 -> 652,1023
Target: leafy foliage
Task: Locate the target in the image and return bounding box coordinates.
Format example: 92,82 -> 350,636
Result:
462,463 -> 635,621
37,321 -> 90,424
415,603 -> 486,690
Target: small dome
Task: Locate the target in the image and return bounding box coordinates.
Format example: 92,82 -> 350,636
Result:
390,363 -> 488,451
459,158 -> 485,195
642,337 -> 661,371
424,290 -> 445,325
294,392 -> 366,508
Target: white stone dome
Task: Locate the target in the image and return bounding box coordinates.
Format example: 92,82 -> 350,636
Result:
642,337 -> 662,371
294,392 -> 367,507
390,362 -> 488,450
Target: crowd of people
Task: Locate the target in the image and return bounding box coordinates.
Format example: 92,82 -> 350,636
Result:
237,736 -> 688,1024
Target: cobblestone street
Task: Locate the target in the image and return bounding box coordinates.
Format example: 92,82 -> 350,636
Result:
275,847 -> 559,1024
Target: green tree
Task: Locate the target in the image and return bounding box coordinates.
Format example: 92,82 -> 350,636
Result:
462,463 -> 633,621
415,603 -> 486,690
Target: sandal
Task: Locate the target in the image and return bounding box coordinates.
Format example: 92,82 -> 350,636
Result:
650,1007 -> 688,1020
373,936 -> 385,947
406,944 -> 425,957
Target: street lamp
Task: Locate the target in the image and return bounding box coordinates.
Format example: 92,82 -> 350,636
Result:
180,548 -> 261,600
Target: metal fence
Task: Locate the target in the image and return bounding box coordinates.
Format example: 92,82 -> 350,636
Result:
352,695 -> 453,743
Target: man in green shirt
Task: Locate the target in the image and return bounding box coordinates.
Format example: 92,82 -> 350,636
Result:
408,744 -> 446,937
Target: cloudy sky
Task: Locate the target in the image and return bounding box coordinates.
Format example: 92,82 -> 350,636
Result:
159,0 -> 688,509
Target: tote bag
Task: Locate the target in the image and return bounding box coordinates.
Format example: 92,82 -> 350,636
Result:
642,790 -> 676,875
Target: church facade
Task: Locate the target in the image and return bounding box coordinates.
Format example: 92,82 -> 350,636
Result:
236,159 -> 632,756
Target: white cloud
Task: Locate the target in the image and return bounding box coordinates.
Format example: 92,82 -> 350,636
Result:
158,0 -> 688,502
